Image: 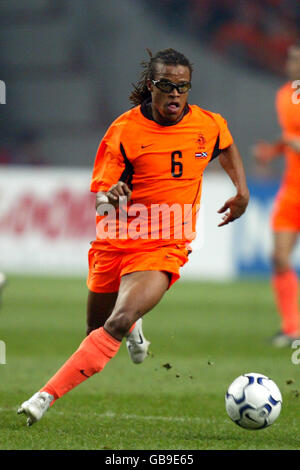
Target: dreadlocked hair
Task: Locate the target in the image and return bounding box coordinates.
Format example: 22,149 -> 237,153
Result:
129,48 -> 193,107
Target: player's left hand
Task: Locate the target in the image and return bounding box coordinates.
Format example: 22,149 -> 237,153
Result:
217,194 -> 249,227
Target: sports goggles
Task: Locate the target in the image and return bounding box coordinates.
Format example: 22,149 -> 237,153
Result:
151,79 -> 192,94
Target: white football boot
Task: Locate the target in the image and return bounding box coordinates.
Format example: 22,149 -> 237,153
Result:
17,391 -> 54,426
126,318 -> 150,364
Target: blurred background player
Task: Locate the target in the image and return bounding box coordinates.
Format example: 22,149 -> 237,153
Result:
253,43 -> 300,347
18,48 -> 249,426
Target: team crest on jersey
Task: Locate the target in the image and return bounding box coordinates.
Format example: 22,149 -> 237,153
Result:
196,133 -> 206,149
195,133 -> 207,158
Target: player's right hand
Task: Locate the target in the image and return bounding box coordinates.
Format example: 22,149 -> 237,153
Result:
101,181 -> 132,207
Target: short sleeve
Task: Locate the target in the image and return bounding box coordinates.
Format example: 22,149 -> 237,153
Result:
90,123 -> 125,193
214,113 -> 234,150
210,113 -> 234,161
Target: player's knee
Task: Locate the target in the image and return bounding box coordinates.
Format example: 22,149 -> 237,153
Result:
104,310 -> 134,339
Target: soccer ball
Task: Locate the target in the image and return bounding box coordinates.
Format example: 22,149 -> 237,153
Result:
225,372 -> 282,430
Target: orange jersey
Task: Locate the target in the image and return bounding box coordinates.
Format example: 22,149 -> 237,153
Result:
90,103 -> 233,251
276,81 -> 300,193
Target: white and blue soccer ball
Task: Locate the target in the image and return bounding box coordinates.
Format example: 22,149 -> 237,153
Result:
225,372 -> 282,430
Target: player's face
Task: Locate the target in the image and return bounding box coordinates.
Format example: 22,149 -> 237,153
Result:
286,46 -> 300,81
148,64 -> 191,125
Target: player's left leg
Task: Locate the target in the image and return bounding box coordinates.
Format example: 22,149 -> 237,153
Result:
18,270 -> 169,426
86,290 -> 118,335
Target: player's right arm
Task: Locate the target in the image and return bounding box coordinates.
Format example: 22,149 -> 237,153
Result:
90,117 -> 133,211
96,182 -> 132,210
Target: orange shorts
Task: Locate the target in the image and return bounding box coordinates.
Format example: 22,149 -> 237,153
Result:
87,244 -> 189,293
271,186 -> 300,232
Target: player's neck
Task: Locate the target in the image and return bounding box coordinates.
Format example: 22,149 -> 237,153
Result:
141,99 -> 189,126
152,107 -> 185,126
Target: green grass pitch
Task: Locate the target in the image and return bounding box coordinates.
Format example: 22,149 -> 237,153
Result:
0,275 -> 300,450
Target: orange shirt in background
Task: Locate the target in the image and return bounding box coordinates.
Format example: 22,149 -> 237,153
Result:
276,81 -> 300,193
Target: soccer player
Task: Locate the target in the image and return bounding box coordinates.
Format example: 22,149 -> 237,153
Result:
18,48 -> 249,426
253,43 -> 300,347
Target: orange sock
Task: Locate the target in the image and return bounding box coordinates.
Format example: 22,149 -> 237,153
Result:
272,269 -> 300,335
41,327 -> 121,402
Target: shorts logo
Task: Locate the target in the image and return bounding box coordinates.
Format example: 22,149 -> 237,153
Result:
195,152 -> 208,158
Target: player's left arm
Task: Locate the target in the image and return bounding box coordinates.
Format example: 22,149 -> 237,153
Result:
217,142 -> 250,227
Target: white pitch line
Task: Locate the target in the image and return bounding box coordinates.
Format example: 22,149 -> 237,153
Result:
52,410 -> 205,423
1,407 -> 207,423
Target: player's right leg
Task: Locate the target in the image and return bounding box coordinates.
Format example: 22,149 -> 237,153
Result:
86,290 -> 150,363
17,270 -> 168,426
125,317 -> 150,364
104,270 -> 169,340
17,391 -> 54,426
17,245 -> 187,426
271,230 -> 300,346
